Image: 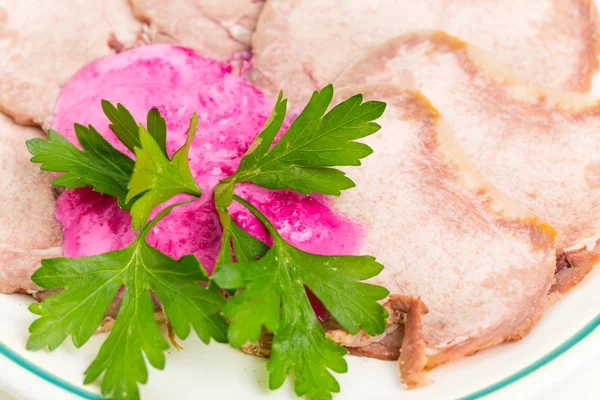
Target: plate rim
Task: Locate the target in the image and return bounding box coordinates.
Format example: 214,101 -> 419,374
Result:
0,341 -> 103,400
1,313 -> 599,400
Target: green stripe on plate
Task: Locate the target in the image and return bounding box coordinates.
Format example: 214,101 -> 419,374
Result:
0,342 -> 105,400
460,313 -> 600,400
1,314 -> 599,400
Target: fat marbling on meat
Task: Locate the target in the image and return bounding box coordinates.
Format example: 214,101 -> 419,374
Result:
250,0 -> 600,106
328,85 -> 556,383
0,0 -> 141,127
336,31 -> 600,294
0,113 -> 62,294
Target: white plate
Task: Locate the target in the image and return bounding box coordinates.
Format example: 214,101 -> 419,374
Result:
1,260 -> 598,400
3,8 -> 600,399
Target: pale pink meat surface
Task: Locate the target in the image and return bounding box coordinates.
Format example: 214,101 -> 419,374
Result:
51,44 -> 361,275
336,31 -> 600,293
330,85 -> 556,370
250,0 -> 600,106
0,0 -> 141,127
0,113 -> 62,294
129,0 -> 264,61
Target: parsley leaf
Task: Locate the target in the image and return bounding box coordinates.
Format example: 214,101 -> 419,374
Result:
102,100 -> 170,156
214,210 -> 269,271
26,103 -> 175,212
26,125 -> 134,208
146,107 -> 167,157
229,220 -> 269,262
211,85 -> 389,398
226,84 -> 386,196
102,100 -> 142,153
27,202 -> 228,400
212,195 -> 389,400
126,113 -> 201,229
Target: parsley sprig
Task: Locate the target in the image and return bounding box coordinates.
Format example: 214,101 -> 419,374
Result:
25,84 -> 389,400
213,85 -> 389,399
26,124 -> 135,208
126,113 -> 201,229
213,196 -> 389,399
27,101 -> 202,228
26,103 -> 218,400
28,201 -> 227,400
214,84 -> 386,206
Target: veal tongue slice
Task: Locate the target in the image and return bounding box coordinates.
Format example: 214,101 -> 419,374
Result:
0,0 -> 141,127
249,0 -> 600,106
129,0 -> 264,61
336,31 -> 600,294
0,113 -> 62,294
329,85 -> 555,379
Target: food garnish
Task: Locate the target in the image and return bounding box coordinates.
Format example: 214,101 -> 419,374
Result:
27,111 -> 225,400
26,85 -> 388,400
27,124 -> 135,208
214,84 -> 385,201
214,196 -> 388,400
213,85 -> 388,399
27,202 -> 227,400
126,114 -> 201,229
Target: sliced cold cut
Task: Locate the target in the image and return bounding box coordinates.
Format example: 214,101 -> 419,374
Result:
329,85 -> 556,375
250,0 -> 600,105
0,113 -> 62,294
0,0 -> 141,127
129,0 -> 264,61
390,295 -> 430,388
336,31 -> 600,294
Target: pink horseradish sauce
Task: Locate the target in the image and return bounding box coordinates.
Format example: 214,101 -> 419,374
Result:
52,44 -> 362,276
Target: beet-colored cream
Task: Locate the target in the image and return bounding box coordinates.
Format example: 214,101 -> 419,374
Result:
52,45 -> 361,274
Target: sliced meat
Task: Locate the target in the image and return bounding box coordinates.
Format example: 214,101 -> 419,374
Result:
0,113 -> 62,294
553,244 -> 600,293
388,295 -> 430,389
129,0 -> 264,61
339,295 -> 430,388
0,0 -> 141,127
249,0 -> 600,105
336,31 -> 600,294
329,85 -> 556,371
240,329 -> 273,358
327,300 -> 405,358
345,326 -> 404,361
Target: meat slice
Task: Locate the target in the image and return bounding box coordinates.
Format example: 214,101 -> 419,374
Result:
389,295 -> 430,389
0,113 -> 62,294
336,31 -> 600,294
329,85 -> 556,372
129,0 -> 264,61
249,0 -> 600,105
0,0 -> 141,127
337,295 -> 430,388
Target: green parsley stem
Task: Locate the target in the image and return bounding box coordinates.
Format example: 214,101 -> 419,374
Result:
232,195 -> 279,239
139,199 -> 195,238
